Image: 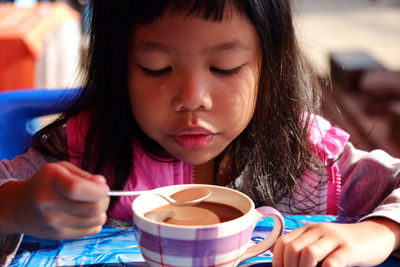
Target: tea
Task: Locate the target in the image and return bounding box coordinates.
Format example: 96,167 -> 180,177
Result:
145,201 -> 244,225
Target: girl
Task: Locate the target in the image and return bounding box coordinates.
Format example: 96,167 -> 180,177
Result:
1,1 -> 399,266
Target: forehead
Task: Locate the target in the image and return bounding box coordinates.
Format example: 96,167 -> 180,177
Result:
131,10 -> 259,54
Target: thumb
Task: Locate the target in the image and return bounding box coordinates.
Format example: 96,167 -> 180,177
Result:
90,174 -> 108,185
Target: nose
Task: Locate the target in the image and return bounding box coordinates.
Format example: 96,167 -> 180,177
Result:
172,71 -> 212,112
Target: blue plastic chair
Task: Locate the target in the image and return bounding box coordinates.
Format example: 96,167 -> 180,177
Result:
0,89 -> 81,160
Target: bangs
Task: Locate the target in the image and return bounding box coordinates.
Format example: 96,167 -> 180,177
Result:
132,0 -> 241,25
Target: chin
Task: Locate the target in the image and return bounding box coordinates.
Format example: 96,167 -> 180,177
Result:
174,151 -> 220,166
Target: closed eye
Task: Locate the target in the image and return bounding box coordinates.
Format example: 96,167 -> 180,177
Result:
139,65 -> 172,77
210,65 -> 243,76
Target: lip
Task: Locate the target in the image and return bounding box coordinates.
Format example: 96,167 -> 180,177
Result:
171,128 -> 216,150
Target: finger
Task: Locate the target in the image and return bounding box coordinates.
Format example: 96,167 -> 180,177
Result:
45,165 -> 109,202
31,203 -> 107,237
299,236 -> 340,267
38,223 -> 104,240
52,196 -> 110,217
55,212 -> 108,229
281,224 -> 323,267
55,178 -> 108,202
57,161 -> 92,178
321,247 -> 351,267
284,225 -> 326,267
59,224 -> 104,240
57,161 -> 107,184
40,208 -> 107,230
57,161 -> 107,185
273,227 -> 308,267
90,174 -> 108,184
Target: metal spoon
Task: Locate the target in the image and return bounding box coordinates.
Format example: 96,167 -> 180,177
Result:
108,187 -> 212,206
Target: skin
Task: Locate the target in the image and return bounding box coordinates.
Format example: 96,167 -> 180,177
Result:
127,11 -> 400,267
0,162 -> 109,239
0,8 -> 398,265
128,11 -> 260,169
272,218 -> 400,267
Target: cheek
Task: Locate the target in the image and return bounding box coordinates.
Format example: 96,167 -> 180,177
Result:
229,76 -> 257,116
128,76 -> 157,128
128,77 -> 173,142
129,92 -> 148,133
216,79 -> 257,134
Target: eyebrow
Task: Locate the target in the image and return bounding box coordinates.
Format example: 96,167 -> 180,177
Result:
133,40 -> 251,54
134,41 -> 174,53
205,41 -> 251,53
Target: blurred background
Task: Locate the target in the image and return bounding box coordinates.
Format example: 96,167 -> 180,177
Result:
0,0 -> 399,157
294,0 -> 400,76
294,0 -> 400,158
0,0 -> 87,90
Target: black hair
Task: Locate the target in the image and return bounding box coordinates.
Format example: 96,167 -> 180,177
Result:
33,0 -> 322,212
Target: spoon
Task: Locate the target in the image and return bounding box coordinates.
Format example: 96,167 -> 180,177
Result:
108,187 -> 212,206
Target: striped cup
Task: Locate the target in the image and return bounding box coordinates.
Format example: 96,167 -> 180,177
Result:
132,184 -> 284,267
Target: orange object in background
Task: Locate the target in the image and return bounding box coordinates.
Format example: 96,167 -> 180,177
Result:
0,2 -> 80,92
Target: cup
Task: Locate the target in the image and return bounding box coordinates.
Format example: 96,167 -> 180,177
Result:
131,184 -> 284,267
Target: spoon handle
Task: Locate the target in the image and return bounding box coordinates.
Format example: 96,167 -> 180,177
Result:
108,190 -> 148,196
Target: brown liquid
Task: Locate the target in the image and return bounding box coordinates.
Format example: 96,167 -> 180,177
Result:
145,201 -> 244,226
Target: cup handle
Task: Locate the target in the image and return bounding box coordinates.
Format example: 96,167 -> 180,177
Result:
238,206 -> 285,262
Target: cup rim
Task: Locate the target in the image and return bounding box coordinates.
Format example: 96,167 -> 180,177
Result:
131,184 -> 255,229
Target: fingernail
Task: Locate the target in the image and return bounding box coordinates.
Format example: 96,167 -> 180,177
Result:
91,175 -> 107,184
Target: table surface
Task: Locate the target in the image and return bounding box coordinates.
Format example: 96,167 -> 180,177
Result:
10,215 -> 400,267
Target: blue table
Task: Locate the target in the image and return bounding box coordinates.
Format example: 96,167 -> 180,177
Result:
9,215 -> 400,266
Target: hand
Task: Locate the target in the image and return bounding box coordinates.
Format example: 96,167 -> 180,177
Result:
272,219 -> 400,267
0,161 -> 110,239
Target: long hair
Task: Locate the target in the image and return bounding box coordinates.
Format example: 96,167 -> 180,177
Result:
33,0 -> 322,211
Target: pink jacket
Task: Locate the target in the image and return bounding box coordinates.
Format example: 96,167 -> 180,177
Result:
67,114 -> 349,221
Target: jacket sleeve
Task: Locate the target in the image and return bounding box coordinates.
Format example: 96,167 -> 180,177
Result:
338,142 -> 400,224
0,148 -> 59,266
0,147 -> 58,187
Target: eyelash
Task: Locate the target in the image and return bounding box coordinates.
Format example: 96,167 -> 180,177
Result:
209,66 -> 242,76
138,65 -> 243,77
139,66 -> 172,77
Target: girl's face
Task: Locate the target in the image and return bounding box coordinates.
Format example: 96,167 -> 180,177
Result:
129,10 -> 260,165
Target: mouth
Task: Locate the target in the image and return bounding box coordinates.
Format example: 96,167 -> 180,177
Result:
172,128 -> 216,150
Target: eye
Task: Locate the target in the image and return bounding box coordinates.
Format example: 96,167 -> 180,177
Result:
139,65 -> 172,77
210,65 -> 243,76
